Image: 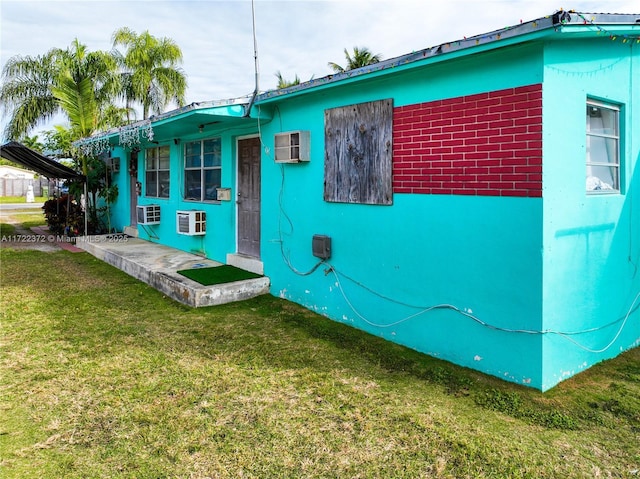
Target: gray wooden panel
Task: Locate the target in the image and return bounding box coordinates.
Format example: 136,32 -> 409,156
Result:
324,99 -> 393,205
237,137 -> 261,258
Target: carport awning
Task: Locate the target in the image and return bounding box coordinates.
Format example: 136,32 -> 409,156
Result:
0,141 -> 84,180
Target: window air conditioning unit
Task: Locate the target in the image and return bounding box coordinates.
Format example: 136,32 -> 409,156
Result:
137,204 -> 161,225
274,130 -> 310,163
176,210 -> 206,235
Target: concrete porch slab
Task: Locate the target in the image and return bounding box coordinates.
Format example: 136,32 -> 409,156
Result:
77,235 -> 270,307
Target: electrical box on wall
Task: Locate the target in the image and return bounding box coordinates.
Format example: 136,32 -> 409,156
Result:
216,187 -> 231,201
274,130 -> 310,163
312,234 -> 331,260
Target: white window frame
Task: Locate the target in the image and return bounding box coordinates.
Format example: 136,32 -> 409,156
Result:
586,99 -> 620,194
184,138 -> 222,202
145,145 -> 170,198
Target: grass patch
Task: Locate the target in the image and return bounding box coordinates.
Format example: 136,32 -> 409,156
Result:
1,241 -> 639,477
12,212 -> 46,229
474,389 -> 578,429
1,209 -> 46,231
1,222 -> 17,236
0,196 -> 46,204
178,265 -> 262,285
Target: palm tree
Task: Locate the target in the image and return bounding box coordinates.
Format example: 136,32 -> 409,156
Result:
328,46 -> 382,73
100,104 -> 135,129
1,39 -> 127,233
0,39 -> 120,142
275,71 -> 301,89
19,134 -> 45,152
112,27 -> 187,120
0,51 -> 59,140
51,71 -> 98,143
52,41 -> 120,177
43,125 -> 74,159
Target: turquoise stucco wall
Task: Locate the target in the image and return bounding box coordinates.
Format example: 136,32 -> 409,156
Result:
102,34 -> 639,391
107,126 -> 257,265
541,39 -> 640,390
105,147 -> 131,232
258,43 -> 548,388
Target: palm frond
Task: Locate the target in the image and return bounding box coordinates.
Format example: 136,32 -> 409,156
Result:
328,46 -> 382,73
51,73 -> 98,139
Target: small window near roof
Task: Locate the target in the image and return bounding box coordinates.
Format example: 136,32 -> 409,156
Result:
586,100 -> 620,193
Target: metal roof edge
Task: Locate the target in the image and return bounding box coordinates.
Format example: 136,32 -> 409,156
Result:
1,141 -> 84,179
75,10 -> 640,147
79,97 -> 251,144
149,97 -> 250,125
255,11 -> 640,104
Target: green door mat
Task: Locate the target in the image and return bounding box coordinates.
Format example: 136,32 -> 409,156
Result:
177,265 -> 262,286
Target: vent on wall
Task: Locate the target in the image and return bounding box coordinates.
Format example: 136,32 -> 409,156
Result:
137,204 -> 160,225
176,210 -> 206,235
274,130 -> 310,163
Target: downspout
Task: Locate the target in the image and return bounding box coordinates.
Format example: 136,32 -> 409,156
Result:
244,0 -> 259,117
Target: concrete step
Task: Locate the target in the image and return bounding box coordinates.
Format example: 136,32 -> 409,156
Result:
123,226 -> 138,237
77,235 -> 270,307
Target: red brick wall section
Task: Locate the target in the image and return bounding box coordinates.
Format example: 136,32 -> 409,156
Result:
392,84 -> 542,197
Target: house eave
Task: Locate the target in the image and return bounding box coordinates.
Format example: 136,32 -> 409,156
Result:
255,11 -> 640,105
75,97 -> 268,154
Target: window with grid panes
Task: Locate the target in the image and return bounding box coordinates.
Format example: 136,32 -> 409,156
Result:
184,138 -> 222,201
586,99 -> 620,193
145,145 -> 170,198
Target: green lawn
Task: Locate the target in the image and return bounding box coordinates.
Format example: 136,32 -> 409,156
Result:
0,196 -> 46,204
1,240 -> 639,477
0,209 -> 46,236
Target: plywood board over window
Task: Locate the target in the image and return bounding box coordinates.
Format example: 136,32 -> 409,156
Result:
324,99 -> 393,205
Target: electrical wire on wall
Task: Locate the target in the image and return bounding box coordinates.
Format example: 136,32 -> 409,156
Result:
275,200 -> 640,353
269,142 -> 639,352
265,103 -> 639,351
325,263 -> 640,353
253,104 -> 320,275
276,159 -> 324,276
268,124 -> 638,355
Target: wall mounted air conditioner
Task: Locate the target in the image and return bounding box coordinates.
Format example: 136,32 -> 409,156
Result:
274,130 -> 310,163
137,204 -> 161,225
176,210 -> 206,235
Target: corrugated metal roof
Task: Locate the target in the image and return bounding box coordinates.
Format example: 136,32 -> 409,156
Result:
0,141 -> 83,179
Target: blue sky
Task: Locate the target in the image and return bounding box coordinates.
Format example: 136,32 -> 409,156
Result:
1,0 -> 638,141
